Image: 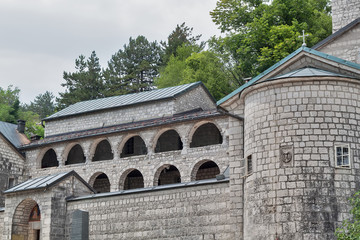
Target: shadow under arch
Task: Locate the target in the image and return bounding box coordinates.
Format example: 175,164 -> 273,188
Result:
92,139 -> 114,161
119,168 -> 144,190
189,122 -> 223,148
190,159 -> 220,181
88,172 -> 111,193
12,198 -> 41,240
154,129 -> 183,153
120,135 -> 147,158
39,148 -> 58,168
153,164 -> 181,186
65,144 -> 85,165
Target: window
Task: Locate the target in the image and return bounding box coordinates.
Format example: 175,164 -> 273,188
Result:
335,145 -> 350,168
8,178 -> 15,188
247,155 -> 253,174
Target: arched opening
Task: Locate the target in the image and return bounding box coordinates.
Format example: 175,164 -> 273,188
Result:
91,173 -> 111,193
190,123 -> 222,148
123,169 -> 144,190
65,144 -> 85,165
192,160 -> 220,181
121,136 -> 147,158
12,199 -> 41,240
155,165 -> 181,186
155,130 -> 183,153
41,149 -> 58,168
92,140 -> 113,161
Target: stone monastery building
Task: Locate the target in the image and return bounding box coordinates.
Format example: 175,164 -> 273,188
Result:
0,1 -> 360,239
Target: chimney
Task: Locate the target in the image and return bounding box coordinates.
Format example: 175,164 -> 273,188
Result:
17,120 -> 26,134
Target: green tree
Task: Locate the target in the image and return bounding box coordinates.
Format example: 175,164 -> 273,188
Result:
0,86 -> 20,123
336,191 -> 360,239
18,111 -> 44,139
156,44 -> 201,89
57,51 -> 104,109
23,91 -> 55,119
161,22 -> 204,64
156,45 -> 237,100
103,36 -> 163,96
210,0 -> 332,78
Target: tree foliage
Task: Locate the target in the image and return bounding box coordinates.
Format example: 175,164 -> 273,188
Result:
336,191 -> 360,239
161,22 -> 204,64
0,86 -> 20,123
103,36 -> 163,96
57,51 -> 104,109
156,45 -> 236,100
210,0 -> 332,78
23,91 -> 55,119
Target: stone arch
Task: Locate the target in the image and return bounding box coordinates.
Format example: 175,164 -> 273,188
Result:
37,147 -> 58,169
12,198 -> 41,240
92,139 -> 114,161
119,134 -> 147,158
154,129 -> 183,153
65,144 -> 86,165
88,172 -> 111,193
119,168 -> 144,190
153,164 -> 181,186
189,121 -> 223,148
190,160 -> 220,181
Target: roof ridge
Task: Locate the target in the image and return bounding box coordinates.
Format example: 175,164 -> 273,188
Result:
217,46 -> 360,106
44,82 -> 203,121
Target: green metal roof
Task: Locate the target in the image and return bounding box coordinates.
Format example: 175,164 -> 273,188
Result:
45,82 -> 206,121
217,46 -> 360,105
268,67 -> 356,80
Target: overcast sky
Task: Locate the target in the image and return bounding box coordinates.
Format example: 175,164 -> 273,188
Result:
0,0 -> 221,104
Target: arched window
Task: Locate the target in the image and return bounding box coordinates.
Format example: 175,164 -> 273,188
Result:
41,149 -> 58,168
121,136 -> 147,158
123,169 -> 144,190
92,173 -> 110,193
93,140 -> 113,161
65,144 -> 85,165
156,165 -> 181,186
190,123 -> 222,148
155,130 -> 183,153
193,160 -> 220,181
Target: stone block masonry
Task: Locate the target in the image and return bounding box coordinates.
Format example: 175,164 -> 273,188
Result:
0,136 -> 26,207
0,210 -> 3,240
332,0 -> 360,32
66,182 -> 234,240
242,77 -> 360,239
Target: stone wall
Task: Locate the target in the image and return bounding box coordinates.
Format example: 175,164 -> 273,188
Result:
44,85 -> 216,137
224,101 -> 245,240
242,77 -> 360,239
0,210 -> 3,240
2,176 -> 93,240
332,0 -> 360,32
0,136 -> 26,207
317,24 -> 360,64
66,182 -> 234,239
25,117 -> 230,192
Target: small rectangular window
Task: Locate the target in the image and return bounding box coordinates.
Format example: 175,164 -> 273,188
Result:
335,145 -> 350,168
8,178 -> 15,188
247,155 -> 253,174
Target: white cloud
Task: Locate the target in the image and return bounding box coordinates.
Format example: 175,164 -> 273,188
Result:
0,0 -> 220,103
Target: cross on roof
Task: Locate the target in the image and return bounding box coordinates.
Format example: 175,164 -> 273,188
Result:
298,30 -> 309,47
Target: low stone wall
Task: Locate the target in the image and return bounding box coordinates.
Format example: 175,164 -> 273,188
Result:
66,181 -> 234,239
0,210 -> 3,240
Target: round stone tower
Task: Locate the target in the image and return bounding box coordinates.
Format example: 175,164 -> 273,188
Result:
332,0 -> 360,32
242,70 -> 360,239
